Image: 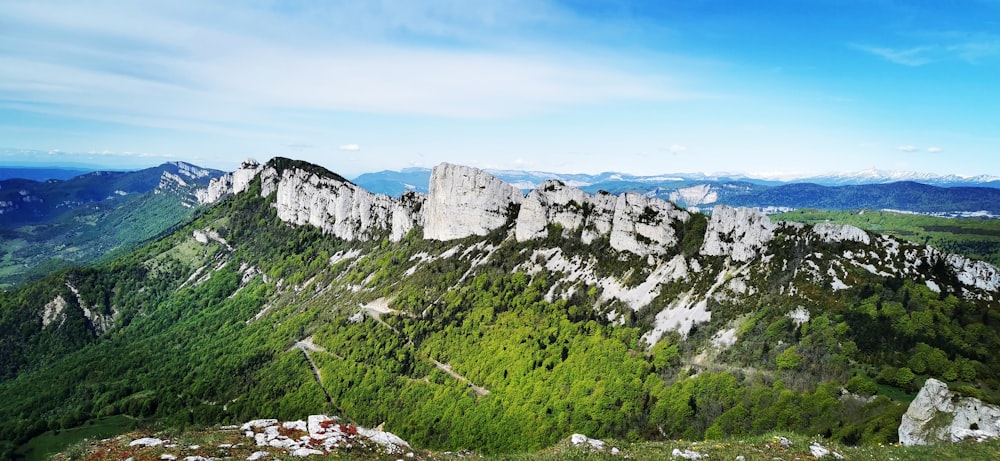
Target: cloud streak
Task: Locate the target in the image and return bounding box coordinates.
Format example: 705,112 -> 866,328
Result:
0,0 -> 692,139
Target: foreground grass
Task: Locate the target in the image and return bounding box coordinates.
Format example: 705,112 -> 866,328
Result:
15,415 -> 137,461
54,428 -> 1000,461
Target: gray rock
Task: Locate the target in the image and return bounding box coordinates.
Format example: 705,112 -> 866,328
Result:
424,163 -> 522,241
899,378 -> 1000,445
700,205 -> 774,262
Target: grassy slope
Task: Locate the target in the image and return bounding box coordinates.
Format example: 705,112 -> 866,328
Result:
773,209 -> 1000,266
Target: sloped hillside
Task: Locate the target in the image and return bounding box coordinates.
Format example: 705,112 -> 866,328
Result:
0,162 -> 224,288
1,157 -> 998,458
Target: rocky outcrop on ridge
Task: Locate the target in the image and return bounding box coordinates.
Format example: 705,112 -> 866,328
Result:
196,159 -> 264,205
812,222 -> 871,245
423,162 -> 523,241
514,181 -> 689,255
700,205 -> 775,262
514,180 -> 593,242
609,193 -> 689,256
196,157 -> 1000,293
264,165 -> 423,242
899,378 -> 1000,445
197,159 -> 423,242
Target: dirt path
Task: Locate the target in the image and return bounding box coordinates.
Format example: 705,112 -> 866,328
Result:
431,359 -> 490,396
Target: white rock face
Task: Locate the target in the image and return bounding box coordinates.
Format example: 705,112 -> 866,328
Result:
41,295 -> 67,327
609,193 -> 689,256
196,159 -> 263,204
899,378 -> 1000,446
514,180 -> 591,241
812,222 -> 871,245
701,205 -> 775,262
424,163 -> 523,241
946,254 -> 1000,292
265,166 -> 420,242
669,184 -> 718,208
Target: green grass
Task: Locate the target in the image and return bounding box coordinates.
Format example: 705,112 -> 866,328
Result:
773,209 -> 1000,266
15,415 -> 137,461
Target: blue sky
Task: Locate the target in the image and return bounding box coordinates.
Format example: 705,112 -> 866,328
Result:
1,0 -> 998,178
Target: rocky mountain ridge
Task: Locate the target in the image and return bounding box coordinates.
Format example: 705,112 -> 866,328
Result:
199,157 -> 999,296
5,156 -> 1000,458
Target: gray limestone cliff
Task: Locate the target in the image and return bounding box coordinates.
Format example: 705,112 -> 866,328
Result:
196,159 -> 422,242
609,193 -> 689,256
423,163 -> 523,241
700,205 -> 775,262
899,378 -> 1000,445
513,181 -> 690,256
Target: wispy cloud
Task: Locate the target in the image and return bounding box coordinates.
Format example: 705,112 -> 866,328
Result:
927,146 -> 943,153
853,35 -> 1000,66
665,144 -> 688,155
338,144 -> 361,152
0,0 -> 693,138
853,45 -> 932,66
897,145 -> 918,152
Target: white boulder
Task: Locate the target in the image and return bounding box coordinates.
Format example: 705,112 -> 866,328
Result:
899,378 -> 1000,445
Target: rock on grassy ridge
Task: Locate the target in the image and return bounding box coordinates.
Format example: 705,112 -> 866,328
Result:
54,429 -> 1000,460
899,378 -> 1000,445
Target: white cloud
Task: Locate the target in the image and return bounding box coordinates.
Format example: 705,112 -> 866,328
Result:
927,146 -> 943,153
666,144 -> 688,154
854,45 -> 932,66
0,0 -> 693,134
339,144 -> 361,152
897,145 -> 918,152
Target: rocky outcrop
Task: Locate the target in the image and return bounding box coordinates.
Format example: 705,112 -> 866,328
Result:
196,159 -> 264,204
514,181 -> 688,256
263,166 -> 422,242
812,222 -> 871,245
514,180 -> 591,241
700,205 -> 775,262
946,254 -> 1000,292
198,159 -> 423,242
424,163 -> 522,241
899,378 -> 1000,445
609,193 -> 688,256
242,415 -> 410,456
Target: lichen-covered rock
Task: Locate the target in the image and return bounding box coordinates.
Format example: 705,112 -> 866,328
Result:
424,163 -> 523,241
899,378 -> 1000,445
701,205 -> 775,262
812,222 -> 870,245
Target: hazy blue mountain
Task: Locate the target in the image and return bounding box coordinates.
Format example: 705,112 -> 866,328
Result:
0,162 -> 224,288
353,167 -> 1000,216
0,167 -> 95,182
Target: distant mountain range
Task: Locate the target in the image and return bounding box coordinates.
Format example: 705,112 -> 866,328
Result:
353,167 -> 1000,217
0,162 -> 225,287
